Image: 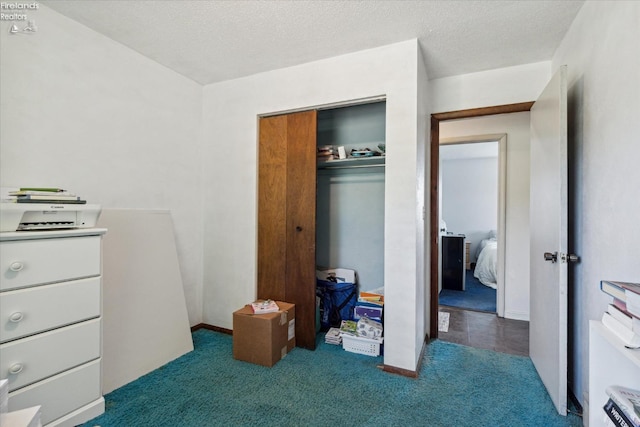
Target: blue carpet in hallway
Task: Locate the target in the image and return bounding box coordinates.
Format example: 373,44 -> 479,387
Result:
439,269 -> 496,312
81,330 -> 581,427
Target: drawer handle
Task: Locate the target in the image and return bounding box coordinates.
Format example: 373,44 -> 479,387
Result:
9,312 -> 24,323
9,262 -> 24,272
9,363 -> 23,375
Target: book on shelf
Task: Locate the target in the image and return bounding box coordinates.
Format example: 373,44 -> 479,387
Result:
604,398 -> 636,427
9,189 -> 74,196
5,189 -> 86,204
601,281 -> 640,317
628,293 -> 640,318
15,194 -> 80,201
606,385 -> 640,427
601,312 -> 640,348
608,304 -> 640,334
12,198 -> 88,204
15,187 -> 67,193
612,299 -> 640,320
602,281 -> 630,301
250,300 -> 279,314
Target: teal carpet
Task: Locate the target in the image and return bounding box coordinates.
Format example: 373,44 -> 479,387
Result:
82,330 -> 581,427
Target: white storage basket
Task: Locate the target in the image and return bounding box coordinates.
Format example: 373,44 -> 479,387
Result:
340,334 -> 383,357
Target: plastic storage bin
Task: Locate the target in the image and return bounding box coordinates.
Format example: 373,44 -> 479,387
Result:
340,334 -> 383,357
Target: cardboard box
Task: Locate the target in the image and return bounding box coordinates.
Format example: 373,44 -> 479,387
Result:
232,301 -> 295,367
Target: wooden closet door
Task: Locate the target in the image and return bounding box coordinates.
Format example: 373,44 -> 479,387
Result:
258,110 -> 317,350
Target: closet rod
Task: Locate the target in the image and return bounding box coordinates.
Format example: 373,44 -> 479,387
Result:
319,164 -> 386,170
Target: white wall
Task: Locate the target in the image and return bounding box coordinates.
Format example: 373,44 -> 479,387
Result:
440,113 -> 531,320
316,169 -> 385,291
441,151 -> 498,261
201,40 -> 428,371
431,62 -> 551,113
0,6 -> 204,325
550,0 -> 640,409
417,47 -> 430,352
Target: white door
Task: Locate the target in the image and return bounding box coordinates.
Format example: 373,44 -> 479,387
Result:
529,65 -> 569,416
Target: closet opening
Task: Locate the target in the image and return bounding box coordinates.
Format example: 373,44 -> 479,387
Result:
256,98 -> 387,351
315,101 -> 386,338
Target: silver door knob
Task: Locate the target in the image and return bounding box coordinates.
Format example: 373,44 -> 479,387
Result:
544,252 -> 557,263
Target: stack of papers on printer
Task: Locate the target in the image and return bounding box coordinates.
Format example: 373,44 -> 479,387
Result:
5,188 -> 86,204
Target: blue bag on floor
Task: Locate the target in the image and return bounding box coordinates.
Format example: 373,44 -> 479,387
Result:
316,279 -> 358,330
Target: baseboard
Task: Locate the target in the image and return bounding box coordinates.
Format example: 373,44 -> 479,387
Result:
582,390 -> 589,427
382,364 -> 418,378
48,397 -> 104,427
415,333 -> 429,375
502,310 -> 529,321
382,333 -> 429,379
191,323 -> 232,335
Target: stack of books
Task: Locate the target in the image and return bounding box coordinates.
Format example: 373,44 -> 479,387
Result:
603,385 -> 640,427
6,188 -> 86,204
317,145 -> 336,162
324,327 -> 341,345
358,291 -> 384,306
354,290 -> 384,321
600,280 -> 640,348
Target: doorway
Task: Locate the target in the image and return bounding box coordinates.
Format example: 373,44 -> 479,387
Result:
429,102 -> 533,340
438,138 -> 501,314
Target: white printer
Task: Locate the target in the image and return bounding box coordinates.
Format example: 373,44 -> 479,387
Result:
0,203 -> 101,232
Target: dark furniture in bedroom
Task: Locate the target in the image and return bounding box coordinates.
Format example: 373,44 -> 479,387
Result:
442,234 -> 466,291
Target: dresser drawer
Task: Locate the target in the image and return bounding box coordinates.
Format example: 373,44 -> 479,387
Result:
1,318 -> 100,391
0,236 -> 101,292
8,359 -> 101,426
0,277 -> 100,343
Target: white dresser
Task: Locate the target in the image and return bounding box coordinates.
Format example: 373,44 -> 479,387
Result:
0,228 -> 107,426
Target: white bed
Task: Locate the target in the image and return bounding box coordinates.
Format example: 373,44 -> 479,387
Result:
474,237 -> 498,289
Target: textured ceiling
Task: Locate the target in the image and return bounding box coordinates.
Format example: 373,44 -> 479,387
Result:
42,0 -> 584,85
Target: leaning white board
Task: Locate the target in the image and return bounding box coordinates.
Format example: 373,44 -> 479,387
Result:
97,209 -> 194,394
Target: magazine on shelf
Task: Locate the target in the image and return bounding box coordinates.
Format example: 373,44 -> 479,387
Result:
606,385 -> 640,427
604,398 -> 635,427
613,299 -> 640,320
608,304 -> 640,334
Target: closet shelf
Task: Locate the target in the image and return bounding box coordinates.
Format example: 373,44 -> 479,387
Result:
317,156 -> 385,170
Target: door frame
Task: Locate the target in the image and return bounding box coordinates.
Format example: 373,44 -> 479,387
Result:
429,102 -> 533,339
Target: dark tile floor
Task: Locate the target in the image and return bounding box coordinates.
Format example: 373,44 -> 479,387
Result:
438,306 -> 530,356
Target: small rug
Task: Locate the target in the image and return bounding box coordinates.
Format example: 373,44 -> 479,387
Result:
438,311 -> 450,332
439,269 -> 496,312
